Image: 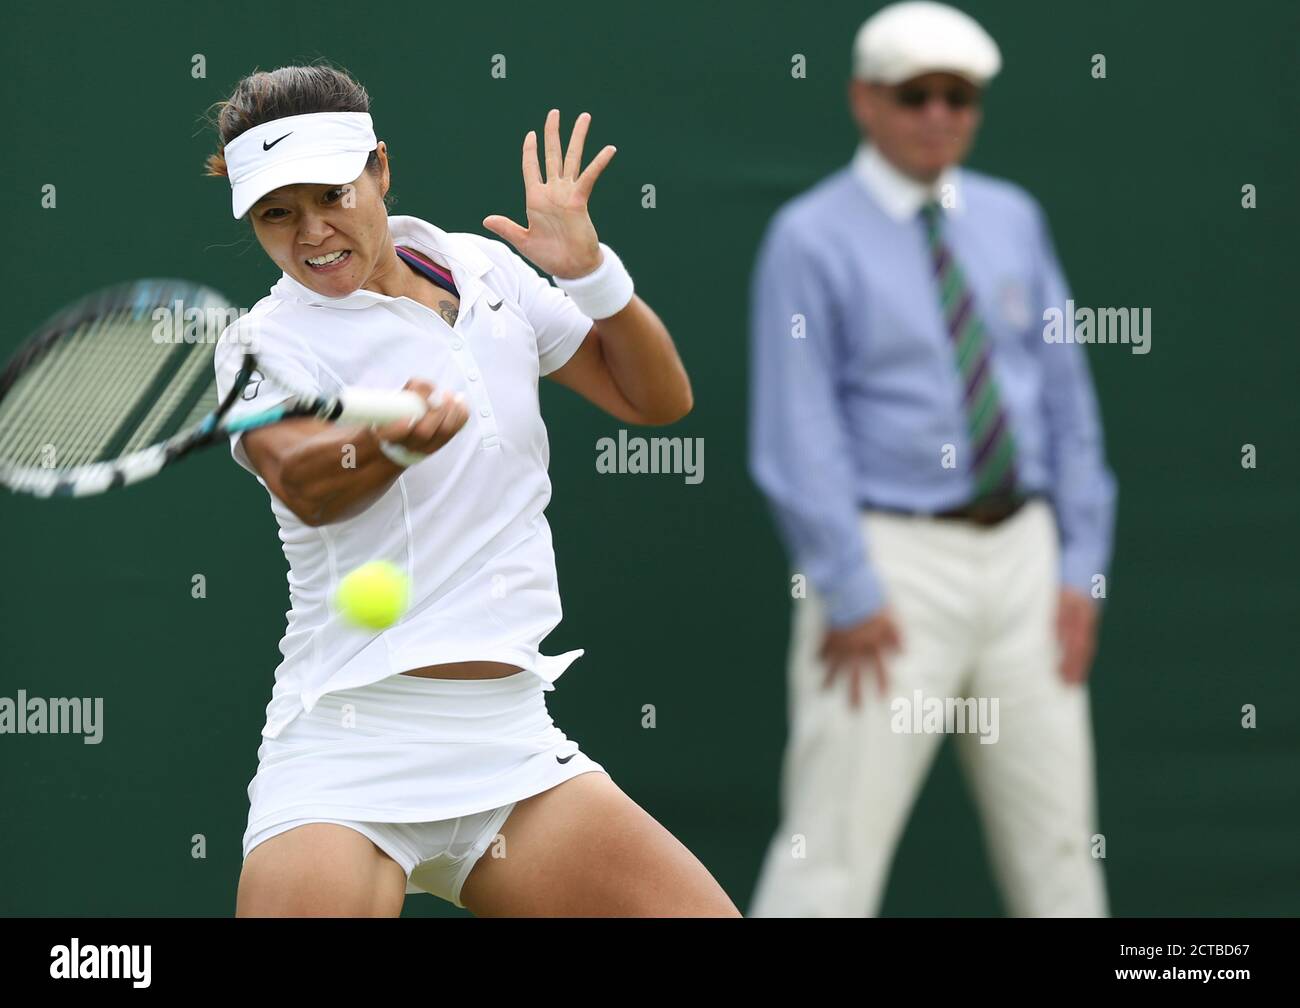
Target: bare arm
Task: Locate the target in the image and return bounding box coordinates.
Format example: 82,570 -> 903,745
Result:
242,379 -> 468,526
546,300 -> 692,426
257,420 -> 403,526
482,111 -> 691,426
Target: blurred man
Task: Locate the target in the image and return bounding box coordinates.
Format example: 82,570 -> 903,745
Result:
747,1 -> 1116,916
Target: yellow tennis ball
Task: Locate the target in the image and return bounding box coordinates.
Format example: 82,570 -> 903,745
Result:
335,561 -> 410,629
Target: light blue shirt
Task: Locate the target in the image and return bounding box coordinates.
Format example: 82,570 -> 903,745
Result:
748,143 -> 1117,628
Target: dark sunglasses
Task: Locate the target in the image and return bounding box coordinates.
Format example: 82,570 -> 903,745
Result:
892,84 -> 981,110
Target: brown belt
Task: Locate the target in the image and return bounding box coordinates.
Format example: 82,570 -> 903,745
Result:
865,493 -> 1034,527
934,493 -> 1030,526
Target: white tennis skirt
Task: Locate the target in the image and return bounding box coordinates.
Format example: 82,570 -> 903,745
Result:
241,667 -> 607,860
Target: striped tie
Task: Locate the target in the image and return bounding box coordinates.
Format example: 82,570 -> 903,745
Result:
919,200 -> 1019,499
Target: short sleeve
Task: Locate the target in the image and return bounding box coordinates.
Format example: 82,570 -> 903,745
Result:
212,317 -> 322,477
497,245 -> 595,376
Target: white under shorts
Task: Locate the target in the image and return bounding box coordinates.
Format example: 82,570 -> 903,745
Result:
242,667 -> 607,908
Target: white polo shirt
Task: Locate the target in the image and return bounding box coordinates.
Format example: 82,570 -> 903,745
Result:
212,214 -> 595,739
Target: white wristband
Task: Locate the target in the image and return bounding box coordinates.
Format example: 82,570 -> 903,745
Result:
378,440 -> 428,468
552,242 -> 634,319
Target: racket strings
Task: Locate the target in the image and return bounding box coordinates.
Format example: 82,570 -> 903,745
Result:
0,326 -> 98,466
49,310 -> 165,467
0,298 -> 220,472
1,311 -> 146,468
120,346 -> 217,456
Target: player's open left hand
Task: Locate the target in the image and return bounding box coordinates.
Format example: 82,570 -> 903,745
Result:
482,109 -> 616,281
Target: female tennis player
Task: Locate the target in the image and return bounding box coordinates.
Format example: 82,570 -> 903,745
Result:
204,64 -> 738,917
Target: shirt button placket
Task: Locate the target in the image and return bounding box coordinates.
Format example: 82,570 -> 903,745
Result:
449,302 -> 500,452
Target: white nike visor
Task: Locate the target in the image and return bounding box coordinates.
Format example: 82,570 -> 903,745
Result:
225,111 -> 377,220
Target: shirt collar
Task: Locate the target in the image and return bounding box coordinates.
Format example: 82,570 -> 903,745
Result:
851,141 -> 964,222
271,214 -> 495,311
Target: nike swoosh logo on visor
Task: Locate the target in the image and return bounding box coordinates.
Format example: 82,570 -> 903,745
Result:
263,133 -> 292,151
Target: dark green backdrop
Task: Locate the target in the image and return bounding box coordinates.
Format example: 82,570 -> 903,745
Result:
2,0 -> 1296,917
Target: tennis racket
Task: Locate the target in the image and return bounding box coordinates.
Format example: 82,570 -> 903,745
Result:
0,277 -> 429,498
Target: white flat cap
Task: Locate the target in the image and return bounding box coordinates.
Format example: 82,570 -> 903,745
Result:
852,1 -> 1002,87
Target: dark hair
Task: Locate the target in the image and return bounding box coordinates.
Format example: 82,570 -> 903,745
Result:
202,62 -> 393,211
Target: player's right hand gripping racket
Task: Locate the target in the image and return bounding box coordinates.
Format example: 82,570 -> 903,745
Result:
0,277 -> 429,498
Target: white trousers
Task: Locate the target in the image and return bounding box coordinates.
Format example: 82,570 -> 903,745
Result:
749,499 -> 1108,917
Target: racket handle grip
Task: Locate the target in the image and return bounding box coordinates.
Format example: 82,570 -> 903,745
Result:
336,389 -> 430,425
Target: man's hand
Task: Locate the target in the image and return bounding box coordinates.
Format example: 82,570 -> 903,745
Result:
1057,587 -> 1100,685
819,609 -> 903,709
482,108 -> 617,279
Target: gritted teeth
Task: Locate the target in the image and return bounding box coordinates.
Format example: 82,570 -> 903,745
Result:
307,249 -> 350,266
